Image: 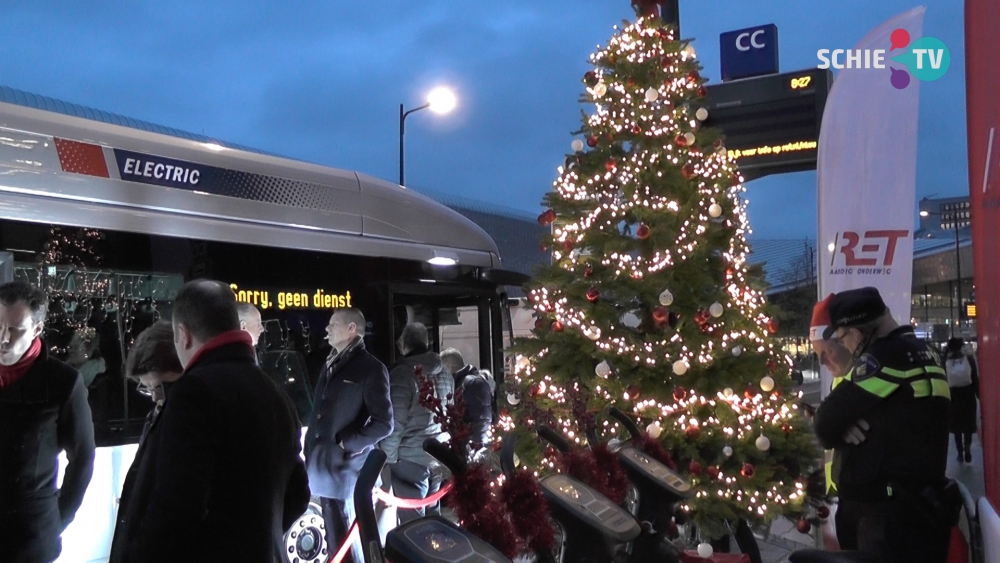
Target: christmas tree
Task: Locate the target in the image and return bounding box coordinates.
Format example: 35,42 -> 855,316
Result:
505,6 -> 821,540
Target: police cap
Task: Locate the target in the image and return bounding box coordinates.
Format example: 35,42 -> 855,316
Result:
822,287 -> 888,340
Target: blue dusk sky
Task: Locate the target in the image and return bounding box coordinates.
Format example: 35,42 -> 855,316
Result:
0,1 -> 967,239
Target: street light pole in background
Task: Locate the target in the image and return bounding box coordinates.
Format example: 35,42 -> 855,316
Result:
399,87 -> 457,187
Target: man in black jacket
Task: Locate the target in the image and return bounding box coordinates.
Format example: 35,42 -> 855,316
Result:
0,280 -> 95,563
123,280 -> 310,563
305,308 -> 392,563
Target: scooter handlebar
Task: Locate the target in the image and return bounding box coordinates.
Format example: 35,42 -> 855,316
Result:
607,407 -> 643,440
537,426 -> 572,453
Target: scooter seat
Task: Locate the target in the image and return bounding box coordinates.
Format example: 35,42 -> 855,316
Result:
787,549 -> 880,563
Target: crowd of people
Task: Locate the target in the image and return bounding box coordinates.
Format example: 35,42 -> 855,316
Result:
0,278 -> 493,563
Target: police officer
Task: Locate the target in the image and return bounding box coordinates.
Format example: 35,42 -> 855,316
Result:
814,287 -> 951,563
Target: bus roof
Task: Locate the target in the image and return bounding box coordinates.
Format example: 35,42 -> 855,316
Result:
0,85 -> 500,268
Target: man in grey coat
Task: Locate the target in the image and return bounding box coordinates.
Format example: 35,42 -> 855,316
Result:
305,308 -> 392,563
382,322 -> 454,523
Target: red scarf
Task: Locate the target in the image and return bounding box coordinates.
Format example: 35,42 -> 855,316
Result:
0,338 -> 43,389
184,330 -> 254,372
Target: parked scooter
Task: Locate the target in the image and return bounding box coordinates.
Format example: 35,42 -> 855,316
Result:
354,443 -> 514,563
500,431 -> 642,563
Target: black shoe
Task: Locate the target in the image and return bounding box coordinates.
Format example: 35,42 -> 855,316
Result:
965,451 -> 972,463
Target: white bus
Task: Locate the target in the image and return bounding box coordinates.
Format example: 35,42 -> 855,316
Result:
0,87 -> 520,563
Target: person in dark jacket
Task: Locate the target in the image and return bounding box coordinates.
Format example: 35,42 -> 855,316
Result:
944,337 -> 979,463
814,287 -> 951,563
108,320 -> 184,563
305,308 -> 392,563
383,323 -> 454,523
440,348 -> 495,448
122,280 -> 310,563
0,280 -> 95,563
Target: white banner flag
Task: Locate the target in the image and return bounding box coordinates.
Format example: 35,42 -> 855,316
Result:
817,6 -> 924,398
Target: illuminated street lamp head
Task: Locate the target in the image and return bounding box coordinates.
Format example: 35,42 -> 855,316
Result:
426,87 -> 457,114
919,210 -> 930,217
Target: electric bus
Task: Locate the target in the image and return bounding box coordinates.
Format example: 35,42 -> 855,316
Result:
0,86 -> 520,563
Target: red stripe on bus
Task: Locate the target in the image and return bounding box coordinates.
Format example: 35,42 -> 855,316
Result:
53,137 -> 110,178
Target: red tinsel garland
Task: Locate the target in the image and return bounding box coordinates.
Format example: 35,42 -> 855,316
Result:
591,442 -> 630,504
632,432 -> 678,469
557,446 -> 627,504
500,469 -> 556,554
446,463 -> 519,558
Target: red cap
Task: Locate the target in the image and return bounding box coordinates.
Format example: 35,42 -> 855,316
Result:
810,294 -> 834,341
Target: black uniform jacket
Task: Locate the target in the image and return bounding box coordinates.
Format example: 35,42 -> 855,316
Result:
815,326 -> 950,501
0,343 -> 95,563
117,335 -> 311,563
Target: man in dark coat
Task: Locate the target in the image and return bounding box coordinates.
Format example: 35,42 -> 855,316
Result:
0,280 -> 96,563
122,280 -> 311,563
440,348 -> 495,448
305,308 -> 392,563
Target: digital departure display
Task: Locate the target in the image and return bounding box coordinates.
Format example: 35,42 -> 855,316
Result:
229,283 -> 353,310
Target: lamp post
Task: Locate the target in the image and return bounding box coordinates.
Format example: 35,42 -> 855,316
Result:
399,86 -> 457,187
919,207 -> 963,336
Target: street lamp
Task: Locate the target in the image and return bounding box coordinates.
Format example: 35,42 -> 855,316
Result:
919,207 -> 965,335
399,86 -> 457,186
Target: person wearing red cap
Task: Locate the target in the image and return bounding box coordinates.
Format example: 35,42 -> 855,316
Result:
811,287 -> 953,563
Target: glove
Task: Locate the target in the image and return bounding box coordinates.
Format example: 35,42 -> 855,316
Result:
842,419 -> 870,445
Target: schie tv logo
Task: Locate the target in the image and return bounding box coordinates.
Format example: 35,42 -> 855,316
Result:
828,230 -> 909,276
816,28 -> 950,89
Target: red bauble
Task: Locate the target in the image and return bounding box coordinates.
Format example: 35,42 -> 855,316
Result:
631,124 -> 641,135
587,135 -> 599,147
685,425 -> 700,439
653,306 -> 669,323
741,463 -> 755,478
605,158 -> 617,172
687,70 -> 701,83
674,133 -> 688,147
537,208 -> 556,226
584,264 -> 594,278
562,239 -> 575,253
817,506 -> 831,519
782,423 -> 793,436
766,359 -> 779,373
698,85 -> 708,97
529,383 -> 541,396
706,466 -> 720,480
551,320 -> 564,332
626,384 -> 640,400
688,461 -> 703,476
796,517 -> 811,534
626,77 -> 636,87
681,162 -> 696,179
586,287 -> 600,302
660,55 -> 672,69
767,318 -> 780,334
584,71 -> 598,86
725,266 -> 735,278
672,386 -> 686,401
636,223 -> 651,240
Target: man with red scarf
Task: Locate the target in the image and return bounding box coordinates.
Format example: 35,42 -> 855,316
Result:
0,280 -> 95,563
121,280 -> 310,563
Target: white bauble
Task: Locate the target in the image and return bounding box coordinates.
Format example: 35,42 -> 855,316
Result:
658,289 -> 674,306
709,302 -> 724,317
516,355 -> 531,370
513,453 -> 521,467
683,132 -> 696,145
760,376 -> 775,392
583,326 -> 601,341
723,445 -> 734,457
709,203 -> 723,218
716,145 -> 727,156
697,543 -> 714,558
723,387 -> 734,397
571,139 -> 585,152
672,360 -> 688,375
621,311 -> 642,329
507,393 -> 520,405
756,435 -> 771,451
695,107 -> 709,121
646,421 -> 663,439
593,83 -> 607,98
644,87 -> 659,102
595,360 -> 612,378
732,346 -> 743,357
683,45 -> 696,58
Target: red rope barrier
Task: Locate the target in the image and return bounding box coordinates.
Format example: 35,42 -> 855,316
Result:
373,480 -> 454,509
329,521 -> 359,563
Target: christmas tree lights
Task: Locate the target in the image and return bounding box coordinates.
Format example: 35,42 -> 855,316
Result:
507,10 -> 821,540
